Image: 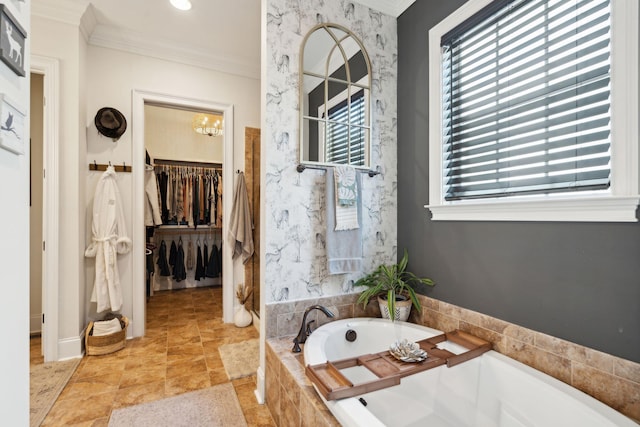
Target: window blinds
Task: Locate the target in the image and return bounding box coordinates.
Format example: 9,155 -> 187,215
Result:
327,89 -> 366,165
441,0 -> 611,201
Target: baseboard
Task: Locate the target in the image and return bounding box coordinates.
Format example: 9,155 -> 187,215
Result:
254,365 -> 265,404
57,332 -> 84,360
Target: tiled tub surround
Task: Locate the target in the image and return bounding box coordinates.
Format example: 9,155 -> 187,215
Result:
265,295 -> 640,423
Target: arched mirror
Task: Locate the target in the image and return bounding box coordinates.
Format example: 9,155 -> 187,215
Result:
300,24 -> 372,168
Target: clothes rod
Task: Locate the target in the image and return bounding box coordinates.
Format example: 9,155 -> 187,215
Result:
89,161 -> 131,173
155,226 -> 221,234
296,163 -> 380,177
153,158 -> 222,169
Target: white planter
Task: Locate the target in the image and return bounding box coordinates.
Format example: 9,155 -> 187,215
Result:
377,295 -> 412,321
233,305 -> 252,327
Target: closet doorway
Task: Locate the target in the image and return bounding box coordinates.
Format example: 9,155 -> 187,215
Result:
30,56 -> 60,362
145,104 -> 224,296
131,90 -> 235,337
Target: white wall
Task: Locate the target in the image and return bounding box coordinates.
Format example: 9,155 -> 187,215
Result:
84,47 -> 259,325
31,14 -> 87,358
144,104 -> 224,163
0,0 -> 31,422
31,10 -> 259,357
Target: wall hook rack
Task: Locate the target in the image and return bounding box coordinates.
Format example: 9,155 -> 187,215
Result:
89,160 -> 132,173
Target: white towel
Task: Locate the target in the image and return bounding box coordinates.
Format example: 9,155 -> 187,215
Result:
228,172 -> 255,264
334,166 -> 359,231
92,318 -> 122,336
326,170 -> 363,274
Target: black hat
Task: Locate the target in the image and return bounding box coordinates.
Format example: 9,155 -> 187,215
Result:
94,107 -> 127,141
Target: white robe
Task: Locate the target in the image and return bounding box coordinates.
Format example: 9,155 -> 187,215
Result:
85,166 -> 132,312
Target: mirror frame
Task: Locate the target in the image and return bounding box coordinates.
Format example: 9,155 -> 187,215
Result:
299,23 -> 372,169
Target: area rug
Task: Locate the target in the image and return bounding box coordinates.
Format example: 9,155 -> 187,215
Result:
218,339 -> 259,380
108,383 -> 247,427
30,358 -> 81,427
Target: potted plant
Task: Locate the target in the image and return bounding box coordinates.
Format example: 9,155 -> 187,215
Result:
355,250 -> 434,321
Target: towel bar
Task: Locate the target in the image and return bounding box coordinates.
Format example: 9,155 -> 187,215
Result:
296,164 -> 380,177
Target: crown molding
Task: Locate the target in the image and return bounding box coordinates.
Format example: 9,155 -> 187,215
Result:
354,0 -> 416,17
32,0 -> 90,26
79,4 -> 98,43
89,25 -> 260,80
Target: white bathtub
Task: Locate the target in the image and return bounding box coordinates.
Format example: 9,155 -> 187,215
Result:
304,318 -> 635,427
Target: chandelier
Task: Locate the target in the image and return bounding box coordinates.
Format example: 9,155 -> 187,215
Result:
192,113 -> 224,137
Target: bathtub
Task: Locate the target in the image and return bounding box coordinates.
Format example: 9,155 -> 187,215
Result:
304,318 -> 635,427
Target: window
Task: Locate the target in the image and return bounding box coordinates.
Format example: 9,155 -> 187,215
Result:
427,0 -> 639,222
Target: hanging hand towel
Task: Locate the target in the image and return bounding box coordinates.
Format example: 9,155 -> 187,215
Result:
326,169 -> 363,274
333,165 -> 359,230
228,172 -> 255,264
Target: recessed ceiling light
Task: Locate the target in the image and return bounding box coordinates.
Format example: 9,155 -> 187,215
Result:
170,0 -> 192,11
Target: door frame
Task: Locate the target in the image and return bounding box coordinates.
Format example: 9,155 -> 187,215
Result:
31,55 -> 60,362
131,89 -> 235,337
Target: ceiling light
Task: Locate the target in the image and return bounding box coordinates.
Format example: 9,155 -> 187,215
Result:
192,113 -> 223,137
170,0 -> 192,11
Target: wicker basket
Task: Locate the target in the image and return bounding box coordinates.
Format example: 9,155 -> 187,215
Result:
85,316 -> 128,356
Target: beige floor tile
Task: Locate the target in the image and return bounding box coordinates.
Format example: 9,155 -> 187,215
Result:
165,372 -> 211,396
113,380 -> 166,409
36,286 -> 271,426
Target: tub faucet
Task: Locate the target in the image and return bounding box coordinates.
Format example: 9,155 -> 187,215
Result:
292,305 -> 334,353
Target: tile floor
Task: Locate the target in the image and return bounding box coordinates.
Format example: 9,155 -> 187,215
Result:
31,286 -> 275,426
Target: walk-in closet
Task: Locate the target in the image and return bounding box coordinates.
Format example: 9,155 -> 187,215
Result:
143,104 -> 225,307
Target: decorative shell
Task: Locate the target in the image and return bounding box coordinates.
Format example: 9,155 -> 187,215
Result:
389,339 -> 428,363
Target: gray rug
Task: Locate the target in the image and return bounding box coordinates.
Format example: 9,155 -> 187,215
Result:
30,358 -> 81,427
108,383 -> 247,427
218,339 -> 259,380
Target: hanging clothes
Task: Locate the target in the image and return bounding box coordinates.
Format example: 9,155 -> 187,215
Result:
205,243 -> 220,278
203,242 -> 209,275
193,174 -> 200,228
175,173 -> 184,223
186,240 -> 194,270
173,239 -> 187,282
158,171 -> 169,223
85,166 -> 132,313
157,240 -> 171,276
195,242 -> 205,280
212,173 -> 219,226
216,173 -> 223,227
144,166 -> 163,226
169,240 -> 177,272
186,175 -> 194,227
199,174 -> 205,223
166,170 -> 175,222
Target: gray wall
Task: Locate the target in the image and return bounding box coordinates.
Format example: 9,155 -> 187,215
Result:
397,0 -> 640,363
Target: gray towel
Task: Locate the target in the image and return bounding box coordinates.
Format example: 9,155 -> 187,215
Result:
228,172 -> 254,264
326,170 -> 362,274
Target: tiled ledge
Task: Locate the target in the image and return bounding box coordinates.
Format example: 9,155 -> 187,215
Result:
265,337 -> 340,427
265,294 -> 640,423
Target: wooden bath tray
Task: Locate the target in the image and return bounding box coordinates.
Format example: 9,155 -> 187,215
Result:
305,329 -> 491,401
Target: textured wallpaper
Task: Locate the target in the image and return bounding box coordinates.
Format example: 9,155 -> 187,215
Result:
264,0 -> 398,303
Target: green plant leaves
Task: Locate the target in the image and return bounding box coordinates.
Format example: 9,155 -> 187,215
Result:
353,249 -> 434,320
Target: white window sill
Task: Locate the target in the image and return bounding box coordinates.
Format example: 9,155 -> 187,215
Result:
425,196 -> 640,222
